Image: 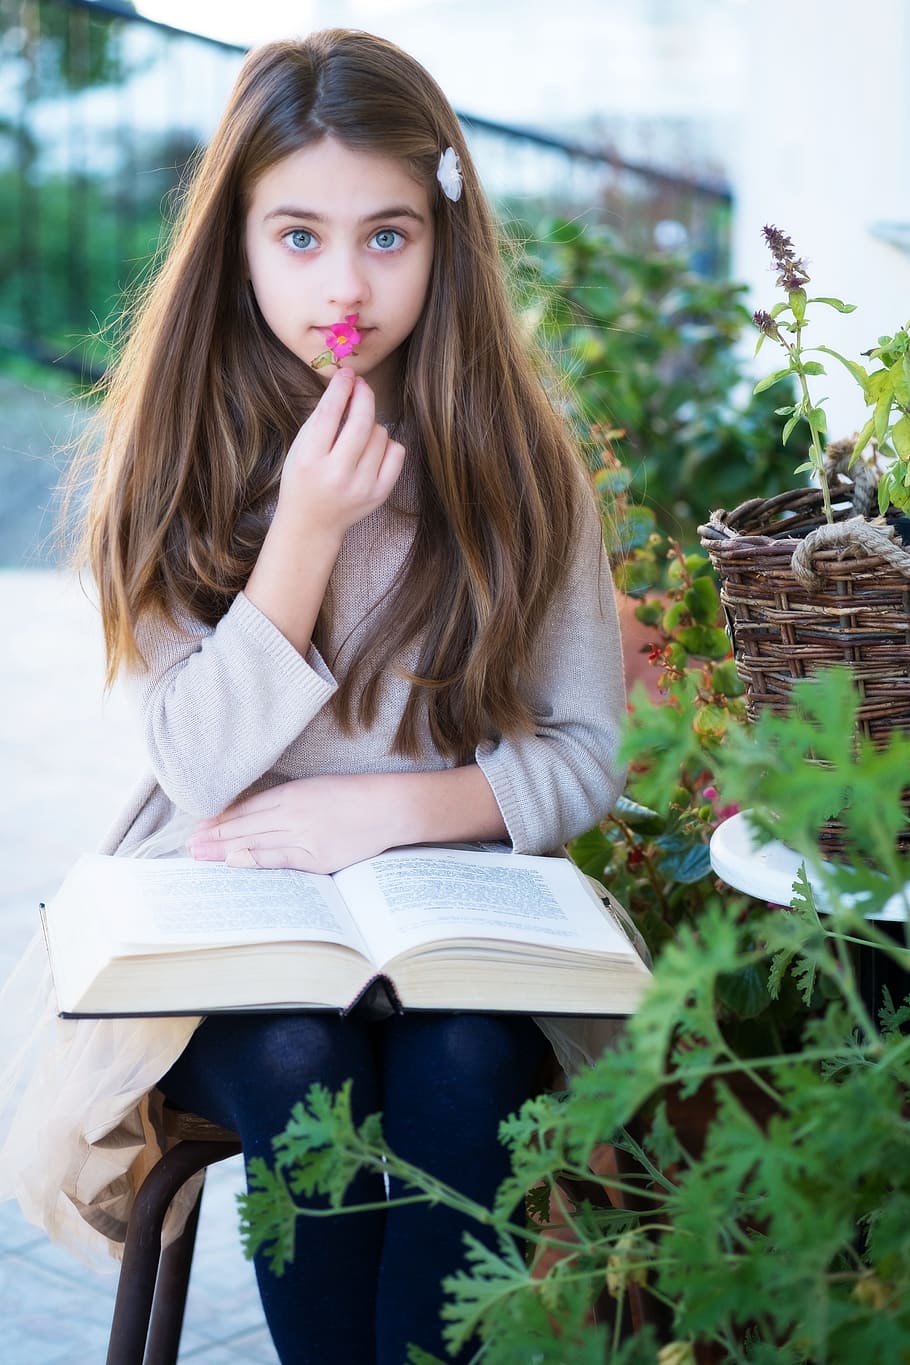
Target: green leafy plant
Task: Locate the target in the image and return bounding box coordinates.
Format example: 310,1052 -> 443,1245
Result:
509,217 -> 802,542
569,512 -> 816,1056
573,529 -> 739,939
751,223 -> 910,521
239,670 -> 910,1363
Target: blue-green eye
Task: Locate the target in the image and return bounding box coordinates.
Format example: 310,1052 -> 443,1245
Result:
286,229 -> 316,252
371,228 -> 404,252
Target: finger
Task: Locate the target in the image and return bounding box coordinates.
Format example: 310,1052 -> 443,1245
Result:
225,847 -> 261,869
188,839 -> 227,862
357,436 -> 406,506
193,796 -> 284,836
225,845 -> 309,871
306,367 -> 357,445
329,376 -> 378,459
191,812 -> 285,845
187,824 -> 292,863
197,797 -> 282,824
376,437 -> 407,492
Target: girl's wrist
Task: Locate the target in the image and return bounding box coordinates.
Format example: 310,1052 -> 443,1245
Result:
380,767 -> 508,848
268,502 -> 346,561
244,509 -> 343,654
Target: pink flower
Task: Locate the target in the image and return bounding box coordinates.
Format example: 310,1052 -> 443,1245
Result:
325,314 -> 361,358
311,314 -> 362,369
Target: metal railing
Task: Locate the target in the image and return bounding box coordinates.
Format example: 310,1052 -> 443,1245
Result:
0,0 -> 732,378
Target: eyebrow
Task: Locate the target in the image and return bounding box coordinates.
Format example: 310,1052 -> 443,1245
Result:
263,204 -> 427,225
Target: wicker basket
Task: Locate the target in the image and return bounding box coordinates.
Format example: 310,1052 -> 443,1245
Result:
698,486 -> 910,856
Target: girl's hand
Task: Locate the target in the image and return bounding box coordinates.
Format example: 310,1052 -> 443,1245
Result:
185,774 -> 408,875
243,369 -> 404,653
278,368 -> 405,542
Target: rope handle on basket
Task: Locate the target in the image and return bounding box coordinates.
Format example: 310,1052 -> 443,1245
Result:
699,440 -> 903,578
791,516 -> 910,589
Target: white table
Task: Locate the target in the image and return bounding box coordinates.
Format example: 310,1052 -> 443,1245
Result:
710,812 -> 909,1012
709,811 -> 908,923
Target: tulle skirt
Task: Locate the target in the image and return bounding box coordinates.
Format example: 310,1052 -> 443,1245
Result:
0,806 -> 637,1266
0,813 -> 202,1267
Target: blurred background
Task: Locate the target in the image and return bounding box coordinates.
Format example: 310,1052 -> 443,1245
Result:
3,0 -> 908,426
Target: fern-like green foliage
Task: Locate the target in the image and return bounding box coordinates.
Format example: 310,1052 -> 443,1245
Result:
240,670 -> 910,1361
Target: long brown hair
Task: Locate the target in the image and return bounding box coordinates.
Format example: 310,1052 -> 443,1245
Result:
78,30 -> 598,761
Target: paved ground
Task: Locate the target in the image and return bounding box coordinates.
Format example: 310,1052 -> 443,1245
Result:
0,374 -> 279,1361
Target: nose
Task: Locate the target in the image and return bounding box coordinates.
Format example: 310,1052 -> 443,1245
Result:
324,247 -> 369,312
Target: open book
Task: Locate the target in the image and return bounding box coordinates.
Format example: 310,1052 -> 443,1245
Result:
41,845 -> 650,1019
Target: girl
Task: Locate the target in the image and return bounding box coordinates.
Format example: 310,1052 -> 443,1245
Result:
0,29 -> 626,1365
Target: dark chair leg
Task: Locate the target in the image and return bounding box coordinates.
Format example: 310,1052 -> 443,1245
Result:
105,1138 -> 241,1365
144,1186 -> 204,1365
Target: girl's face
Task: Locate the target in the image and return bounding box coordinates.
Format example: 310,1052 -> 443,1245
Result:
244,136 -> 435,414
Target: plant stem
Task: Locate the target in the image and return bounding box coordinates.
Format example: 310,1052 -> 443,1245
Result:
609,813 -> 675,917
795,362 -> 834,523
778,319 -> 835,523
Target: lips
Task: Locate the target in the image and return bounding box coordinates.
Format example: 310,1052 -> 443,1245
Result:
316,325 -> 373,335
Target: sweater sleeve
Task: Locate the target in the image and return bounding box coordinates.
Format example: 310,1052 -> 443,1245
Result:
475,497 -> 627,854
130,591 -> 337,816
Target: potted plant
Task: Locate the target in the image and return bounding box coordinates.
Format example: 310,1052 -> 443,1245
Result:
697,226 -> 910,853
237,669 -> 910,1365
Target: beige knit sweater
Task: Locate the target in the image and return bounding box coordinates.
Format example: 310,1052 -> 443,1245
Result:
106,466 -> 627,859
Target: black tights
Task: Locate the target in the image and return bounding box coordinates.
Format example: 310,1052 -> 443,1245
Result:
159,1011 -> 550,1365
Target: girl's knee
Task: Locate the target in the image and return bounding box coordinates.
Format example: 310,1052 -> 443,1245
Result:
166,1012 -> 378,1130
386,1012 -> 548,1091
233,1013 -> 375,1097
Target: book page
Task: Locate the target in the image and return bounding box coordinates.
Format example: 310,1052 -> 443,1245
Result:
333,847 -> 632,962
49,855 -> 372,958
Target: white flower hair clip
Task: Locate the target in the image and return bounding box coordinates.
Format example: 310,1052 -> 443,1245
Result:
437,147 -> 463,202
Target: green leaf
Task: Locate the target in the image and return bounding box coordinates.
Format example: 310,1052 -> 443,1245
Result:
851,417 -> 875,464
879,468 -> 898,515
891,355 -> 910,406
614,793 -> 665,826
406,1347 -> 448,1365
613,504 -> 659,554
800,360 -> 826,376
237,1158 -> 298,1276
875,386 -> 894,442
593,463 -> 633,496
782,413 -> 801,446
440,1232 -> 536,1353
807,406 -> 828,435
711,658 -> 745,697
878,986 -> 910,1037
810,296 -> 857,313
789,287 -> 807,322
568,824 -> 613,877
675,625 -> 731,660
753,366 -> 795,395
614,558 -> 662,596
683,575 -> 720,624
716,962 -> 771,1018
816,345 -> 870,395
634,600 -> 663,626
657,838 -> 712,884
892,415 -> 910,459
